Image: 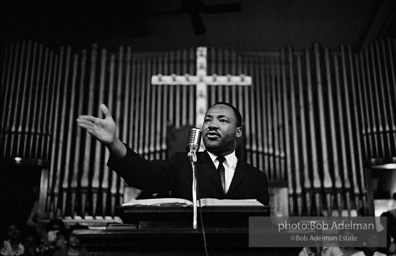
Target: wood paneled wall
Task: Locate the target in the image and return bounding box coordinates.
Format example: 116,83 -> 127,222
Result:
1,39 -> 395,218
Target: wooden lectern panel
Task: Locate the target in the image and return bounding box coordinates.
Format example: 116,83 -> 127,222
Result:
74,228 -> 301,256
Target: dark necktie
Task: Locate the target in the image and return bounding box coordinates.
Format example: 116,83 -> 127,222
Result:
217,156 -> 226,194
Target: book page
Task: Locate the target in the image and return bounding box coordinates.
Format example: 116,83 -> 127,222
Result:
122,198 -> 264,207
199,198 -> 264,207
122,198 -> 193,207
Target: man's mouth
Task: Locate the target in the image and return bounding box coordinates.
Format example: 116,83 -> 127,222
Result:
206,131 -> 220,139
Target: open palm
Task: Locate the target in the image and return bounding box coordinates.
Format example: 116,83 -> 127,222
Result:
77,104 -> 117,145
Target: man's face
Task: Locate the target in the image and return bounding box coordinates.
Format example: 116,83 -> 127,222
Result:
202,104 -> 242,155
8,225 -> 20,239
68,234 -> 81,249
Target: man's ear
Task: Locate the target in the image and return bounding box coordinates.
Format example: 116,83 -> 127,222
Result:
236,127 -> 242,138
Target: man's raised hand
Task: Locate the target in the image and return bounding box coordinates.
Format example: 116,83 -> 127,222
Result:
76,104 -> 117,145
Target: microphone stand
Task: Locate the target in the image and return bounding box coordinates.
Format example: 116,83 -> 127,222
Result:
188,148 -> 198,229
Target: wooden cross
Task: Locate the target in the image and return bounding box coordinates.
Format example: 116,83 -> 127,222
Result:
151,47 -> 252,129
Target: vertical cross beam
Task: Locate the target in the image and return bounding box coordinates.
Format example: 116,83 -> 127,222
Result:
196,47 -> 209,129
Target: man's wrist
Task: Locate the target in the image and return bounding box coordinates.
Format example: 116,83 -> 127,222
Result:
106,137 -> 127,159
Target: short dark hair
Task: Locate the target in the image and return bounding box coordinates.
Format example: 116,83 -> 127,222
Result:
211,102 -> 243,127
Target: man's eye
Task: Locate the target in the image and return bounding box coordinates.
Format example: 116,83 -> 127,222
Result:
220,119 -> 228,123
204,118 -> 211,122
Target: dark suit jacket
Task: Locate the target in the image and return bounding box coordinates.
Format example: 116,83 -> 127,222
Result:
108,146 -> 269,205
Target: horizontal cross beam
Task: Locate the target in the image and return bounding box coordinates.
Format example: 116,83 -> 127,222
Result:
151,74 -> 252,86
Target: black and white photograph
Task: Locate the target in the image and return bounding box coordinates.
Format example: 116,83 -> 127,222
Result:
1,0 -> 396,255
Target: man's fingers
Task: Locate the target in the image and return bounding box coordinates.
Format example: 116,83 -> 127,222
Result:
77,104 -> 111,122
77,115 -> 95,122
76,121 -> 92,130
77,117 -> 100,127
77,122 -> 96,135
77,121 -> 100,139
100,104 -> 110,118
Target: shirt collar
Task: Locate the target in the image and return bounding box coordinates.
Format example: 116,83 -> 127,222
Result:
207,151 -> 238,166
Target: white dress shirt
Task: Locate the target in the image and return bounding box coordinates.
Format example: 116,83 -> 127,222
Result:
207,151 -> 238,194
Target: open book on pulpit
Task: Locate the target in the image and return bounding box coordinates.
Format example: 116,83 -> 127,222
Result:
118,197 -> 270,226
122,197 -> 264,207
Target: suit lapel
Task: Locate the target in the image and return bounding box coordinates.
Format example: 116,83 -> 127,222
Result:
227,160 -> 248,194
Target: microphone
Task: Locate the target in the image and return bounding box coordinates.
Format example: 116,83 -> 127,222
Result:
187,127 -> 201,229
187,127 -> 202,161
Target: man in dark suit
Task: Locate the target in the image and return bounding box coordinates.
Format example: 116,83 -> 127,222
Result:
77,102 -> 269,205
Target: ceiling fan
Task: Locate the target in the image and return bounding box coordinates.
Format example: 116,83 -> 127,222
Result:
148,0 -> 241,35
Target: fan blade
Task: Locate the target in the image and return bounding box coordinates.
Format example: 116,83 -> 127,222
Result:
182,0 -> 204,14
203,3 -> 241,14
191,14 -> 206,35
148,9 -> 184,17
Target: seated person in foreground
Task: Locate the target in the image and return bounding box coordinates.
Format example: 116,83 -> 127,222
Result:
0,224 -> 24,256
77,102 -> 269,205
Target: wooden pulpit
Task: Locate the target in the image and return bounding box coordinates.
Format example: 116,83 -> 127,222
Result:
74,203 -> 300,255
